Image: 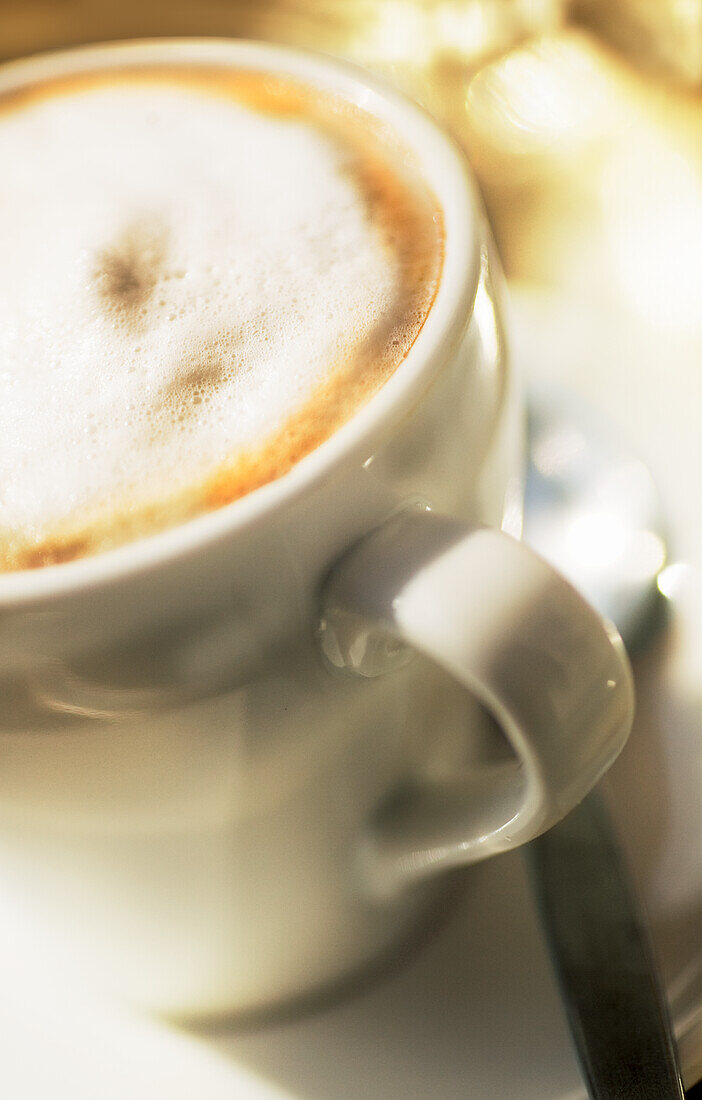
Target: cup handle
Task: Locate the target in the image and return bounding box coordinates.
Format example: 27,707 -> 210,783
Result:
319,509 -> 634,894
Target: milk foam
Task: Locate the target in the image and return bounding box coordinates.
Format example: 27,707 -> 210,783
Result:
0,71 -> 441,568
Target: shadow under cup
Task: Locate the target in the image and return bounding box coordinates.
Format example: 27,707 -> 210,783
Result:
0,38 -> 609,1021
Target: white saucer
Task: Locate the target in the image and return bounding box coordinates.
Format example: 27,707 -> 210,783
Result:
2,287 -> 701,1098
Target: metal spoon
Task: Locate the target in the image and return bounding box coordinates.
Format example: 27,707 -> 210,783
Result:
522,386 -> 685,1099
523,385 -> 668,654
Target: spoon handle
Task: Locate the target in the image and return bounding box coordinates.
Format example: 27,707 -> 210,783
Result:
528,790 -> 685,1099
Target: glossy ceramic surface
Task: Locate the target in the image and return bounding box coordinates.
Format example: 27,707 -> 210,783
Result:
0,43 -> 631,1020
0,287 -> 699,1097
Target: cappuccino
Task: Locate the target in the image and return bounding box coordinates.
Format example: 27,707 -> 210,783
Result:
0,63 -> 443,570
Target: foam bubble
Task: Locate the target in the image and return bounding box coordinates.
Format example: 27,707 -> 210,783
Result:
0,70 -> 441,568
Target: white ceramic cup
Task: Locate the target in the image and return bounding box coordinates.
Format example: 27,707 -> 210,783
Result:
0,38 -> 634,1020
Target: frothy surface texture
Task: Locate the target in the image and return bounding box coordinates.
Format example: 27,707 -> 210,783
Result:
0,67 -> 442,570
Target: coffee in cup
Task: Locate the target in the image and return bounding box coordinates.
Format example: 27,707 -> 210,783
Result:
0,64 -> 442,571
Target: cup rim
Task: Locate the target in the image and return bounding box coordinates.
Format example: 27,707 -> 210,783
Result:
0,37 -> 481,604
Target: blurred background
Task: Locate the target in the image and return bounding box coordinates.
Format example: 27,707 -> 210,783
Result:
3,0 -> 702,325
